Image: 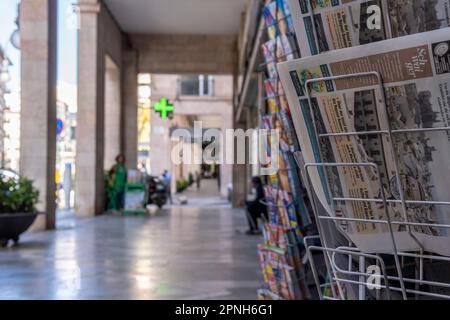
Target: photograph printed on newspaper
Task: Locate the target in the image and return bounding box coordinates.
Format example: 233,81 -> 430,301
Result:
288,0 -> 450,57
278,28 -> 450,255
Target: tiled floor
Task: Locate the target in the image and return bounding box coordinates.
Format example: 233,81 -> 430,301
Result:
0,180 -> 261,300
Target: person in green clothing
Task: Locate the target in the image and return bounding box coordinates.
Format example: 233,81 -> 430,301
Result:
107,154 -> 127,210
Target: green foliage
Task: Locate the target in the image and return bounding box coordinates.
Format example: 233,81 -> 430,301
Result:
0,174 -> 39,214
188,173 -> 194,185
176,179 -> 189,193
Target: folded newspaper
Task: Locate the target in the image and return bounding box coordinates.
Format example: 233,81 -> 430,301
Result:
288,0 -> 450,57
278,28 -> 450,255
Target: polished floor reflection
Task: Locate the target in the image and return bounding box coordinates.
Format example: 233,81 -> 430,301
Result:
0,180 -> 260,299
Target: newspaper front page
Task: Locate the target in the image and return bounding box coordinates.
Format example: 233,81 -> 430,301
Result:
288,0 -> 450,57
278,28 -> 450,255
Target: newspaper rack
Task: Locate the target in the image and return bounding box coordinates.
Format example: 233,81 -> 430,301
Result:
292,71 -> 450,300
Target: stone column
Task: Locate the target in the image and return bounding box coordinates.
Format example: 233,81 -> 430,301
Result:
232,120 -> 248,208
75,1 -> 105,217
20,0 -> 58,230
220,102 -> 234,198
104,56 -> 121,171
121,50 -> 138,169
150,110 -> 172,176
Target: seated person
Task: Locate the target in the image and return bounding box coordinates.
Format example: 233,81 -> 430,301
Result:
245,176 -> 268,235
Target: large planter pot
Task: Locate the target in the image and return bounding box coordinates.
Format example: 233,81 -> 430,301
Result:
0,212 -> 38,247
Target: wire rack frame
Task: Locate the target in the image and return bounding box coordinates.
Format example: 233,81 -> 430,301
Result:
291,71 -> 450,300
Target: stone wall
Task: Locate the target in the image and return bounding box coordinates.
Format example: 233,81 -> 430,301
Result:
130,34 -> 238,75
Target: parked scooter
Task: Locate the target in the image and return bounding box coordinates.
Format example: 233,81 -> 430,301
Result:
145,176 -> 168,209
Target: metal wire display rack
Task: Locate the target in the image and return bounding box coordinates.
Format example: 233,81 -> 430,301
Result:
292,71 -> 450,300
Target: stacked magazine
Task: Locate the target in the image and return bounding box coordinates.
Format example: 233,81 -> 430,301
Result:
257,0 -> 313,300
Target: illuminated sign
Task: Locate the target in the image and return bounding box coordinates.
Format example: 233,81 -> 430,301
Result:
154,98 -> 174,119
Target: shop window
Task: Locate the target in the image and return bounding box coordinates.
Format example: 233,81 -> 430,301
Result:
179,75 -> 214,96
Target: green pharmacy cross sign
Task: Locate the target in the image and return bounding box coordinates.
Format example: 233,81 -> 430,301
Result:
154,98 -> 174,119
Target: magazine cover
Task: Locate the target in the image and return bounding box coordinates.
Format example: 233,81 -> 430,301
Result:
258,245 -> 300,299
278,28 -> 450,256
288,0 -> 450,57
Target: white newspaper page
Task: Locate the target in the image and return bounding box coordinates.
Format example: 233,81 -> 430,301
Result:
288,0 -> 450,57
279,28 -> 450,255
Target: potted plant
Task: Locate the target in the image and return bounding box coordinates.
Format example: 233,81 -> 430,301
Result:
0,170 -> 40,247
176,179 -> 189,193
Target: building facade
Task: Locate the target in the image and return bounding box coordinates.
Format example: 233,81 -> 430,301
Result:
0,47 -> 9,168
19,0 -> 255,230
148,74 -> 233,196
